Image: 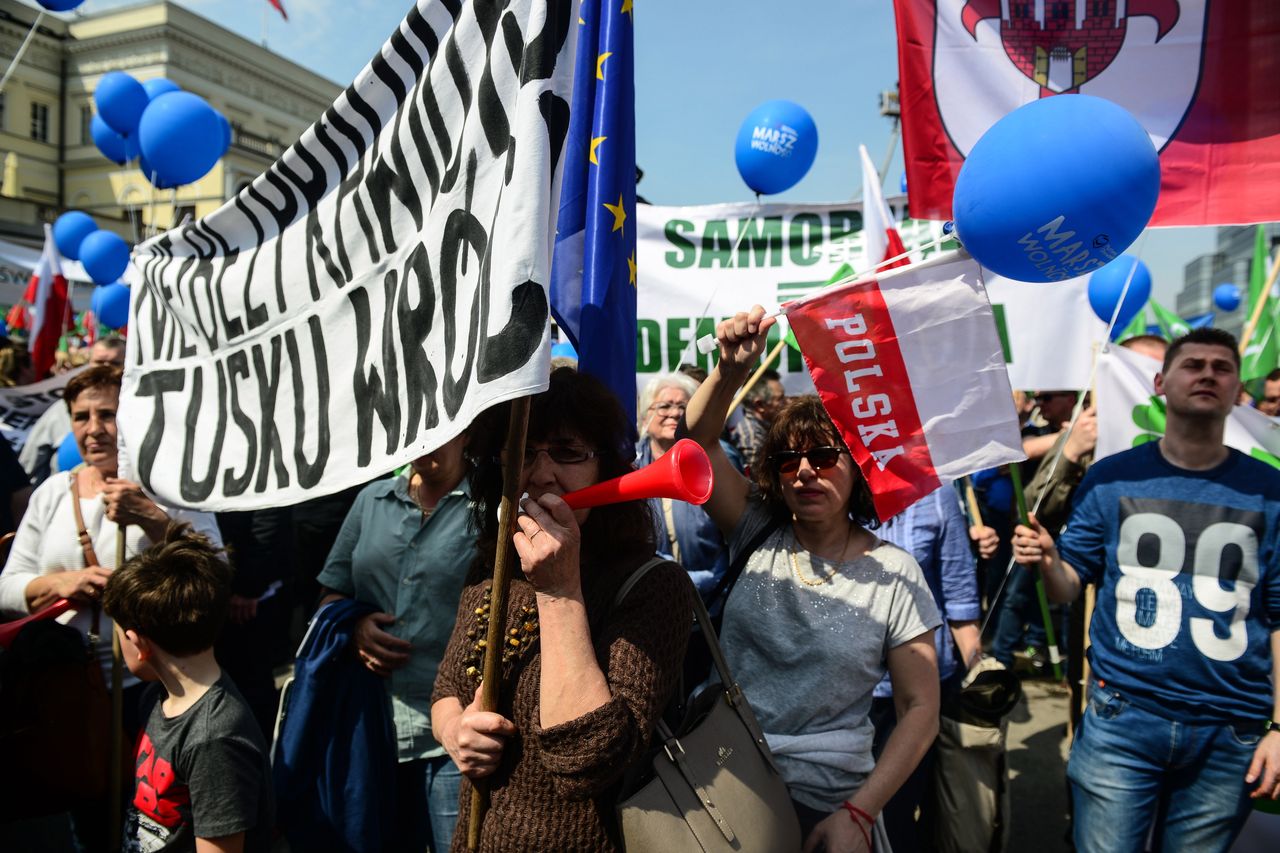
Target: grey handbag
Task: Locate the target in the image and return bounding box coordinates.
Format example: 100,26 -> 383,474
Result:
614,561 -> 802,853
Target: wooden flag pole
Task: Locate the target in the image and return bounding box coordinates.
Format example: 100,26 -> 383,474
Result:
467,397 -> 531,851
108,527 -> 127,851
962,476 -> 984,528
1239,246 -> 1280,356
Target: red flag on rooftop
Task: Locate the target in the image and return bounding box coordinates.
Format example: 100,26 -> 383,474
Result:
892,0 -> 1280,227
267,0 -> 288,21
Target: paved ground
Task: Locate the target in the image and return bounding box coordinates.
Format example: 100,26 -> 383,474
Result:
1006,678 -> 1073,852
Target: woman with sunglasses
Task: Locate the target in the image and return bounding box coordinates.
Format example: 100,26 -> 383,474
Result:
681,307 -> 942,853
431,368 -> 692,852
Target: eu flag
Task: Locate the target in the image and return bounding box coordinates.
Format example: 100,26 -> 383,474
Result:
550,0 -> 638,432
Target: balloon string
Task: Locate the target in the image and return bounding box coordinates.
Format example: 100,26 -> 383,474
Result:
0,10 -> 45,97
672,196 -> 763,368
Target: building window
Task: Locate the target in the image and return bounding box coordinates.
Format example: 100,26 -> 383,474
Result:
174,205 -> 196,225
80,106 -> 93,145
0,94 -> 6,132
30,103 -> 49,142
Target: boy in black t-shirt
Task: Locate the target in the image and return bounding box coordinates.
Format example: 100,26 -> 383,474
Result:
103,524 -> 273,853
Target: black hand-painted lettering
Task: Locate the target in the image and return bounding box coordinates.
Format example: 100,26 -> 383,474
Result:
135,369 -> 186,494
179,364 -> 228,503
286,315 -> 331,488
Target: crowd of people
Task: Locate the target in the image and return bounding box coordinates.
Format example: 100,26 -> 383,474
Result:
0,308 -> 1277,853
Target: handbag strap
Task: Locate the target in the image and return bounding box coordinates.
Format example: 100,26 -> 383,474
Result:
619,553 -> 781,779
68,471 -> 102,644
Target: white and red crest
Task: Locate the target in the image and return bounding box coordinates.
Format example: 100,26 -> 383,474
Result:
934,0 -> 1205,156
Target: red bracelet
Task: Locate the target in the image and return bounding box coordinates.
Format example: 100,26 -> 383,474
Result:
841,802 -> 874,850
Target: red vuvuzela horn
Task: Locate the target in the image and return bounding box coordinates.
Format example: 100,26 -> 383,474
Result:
562,438 -> 714,510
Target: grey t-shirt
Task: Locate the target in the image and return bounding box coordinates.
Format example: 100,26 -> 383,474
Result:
123,675 -> 273,853
720,500 -> 942,811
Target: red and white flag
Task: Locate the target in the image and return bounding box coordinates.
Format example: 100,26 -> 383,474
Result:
25,225 -> 71,380
786,251 -> 1024,520
892,0 -> 1280,226
859,144 -> 910,271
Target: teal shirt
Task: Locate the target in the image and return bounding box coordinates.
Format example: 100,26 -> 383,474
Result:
316,472 -> 475,761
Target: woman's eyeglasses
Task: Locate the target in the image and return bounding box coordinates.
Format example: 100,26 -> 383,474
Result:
517,446 -> 600,466
649,403 -> 687,417
768,446 -> 847,476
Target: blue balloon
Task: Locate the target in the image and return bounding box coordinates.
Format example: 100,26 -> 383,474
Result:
79,231 -> 131,286
953,95 -> 1161,283
95,282 -> 132,329
733,100 -> 818,195
1213,283 -> 1241,312
94,71 -> 149,137
0,319 -> 8,338
56,432 -> 81,472
53,211 -> 98,261
38,0 -> 85,10
142,78 -> 181,101
137,92 -> 225,187
900,172 -> 908,195
1089,255 -> 1152,332
90,114 -> 132,165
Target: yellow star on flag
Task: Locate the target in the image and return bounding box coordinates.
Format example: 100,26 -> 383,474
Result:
589,136 -> 607,165
603,194 -> 627,233
621,0 -> 634,15
627,250 -> 637,286
596,51 -> 613,81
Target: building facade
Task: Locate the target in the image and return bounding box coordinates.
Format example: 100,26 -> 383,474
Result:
1176,224 -> 1280,340
0,0 -> 339,251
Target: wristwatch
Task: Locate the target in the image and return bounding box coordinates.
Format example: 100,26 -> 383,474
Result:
1266,720 -> 1280,734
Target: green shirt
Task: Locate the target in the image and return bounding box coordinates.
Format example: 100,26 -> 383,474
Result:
317,471 -> 474,761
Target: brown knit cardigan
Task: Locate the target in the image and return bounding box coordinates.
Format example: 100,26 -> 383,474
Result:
431,554 -> 692,852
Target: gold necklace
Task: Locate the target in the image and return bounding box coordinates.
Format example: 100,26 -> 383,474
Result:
408,476 -> 435,518
789,524 -> 855,587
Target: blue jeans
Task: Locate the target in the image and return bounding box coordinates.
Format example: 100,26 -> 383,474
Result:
1068,680 -> 1261,853
394,754 -> 463,852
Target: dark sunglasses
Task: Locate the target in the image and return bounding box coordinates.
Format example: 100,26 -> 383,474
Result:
769,446 -> 847,476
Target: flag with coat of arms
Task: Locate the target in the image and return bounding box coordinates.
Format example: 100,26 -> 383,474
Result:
550,0 -> 637,429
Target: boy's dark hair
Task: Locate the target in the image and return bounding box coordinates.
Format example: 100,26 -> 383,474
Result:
102,523 -> 232,656
64,364 -> 123,410
1266,367 -> 1280,383
1163,327 -> 1241,373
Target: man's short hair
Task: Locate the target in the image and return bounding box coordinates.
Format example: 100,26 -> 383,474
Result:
1266,368 -> 1280,383
91,337 -> 127,361
102,524 -> 232,657
1162,328 -> 1240,373
744,368 -> 782,405
64,364 -> 123,410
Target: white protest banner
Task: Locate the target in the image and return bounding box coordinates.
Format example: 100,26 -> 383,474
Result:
0,368 -> 82,451
120,0 -> 577,511
981,271 -> 1107,392
635,200 -> 953,394
635,202 -> 1105,395
1096,344 -> 1280,467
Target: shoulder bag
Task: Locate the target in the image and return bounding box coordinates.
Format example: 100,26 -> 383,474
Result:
614,558 -> 801,853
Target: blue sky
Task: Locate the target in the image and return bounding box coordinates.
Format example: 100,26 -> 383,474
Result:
30,0 -> 1214,303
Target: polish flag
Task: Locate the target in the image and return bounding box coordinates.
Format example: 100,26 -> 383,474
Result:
786,251 -> 1024,520
26,225 -> 71,380
859,144 -> 910,271
892,0 -> 1280,226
